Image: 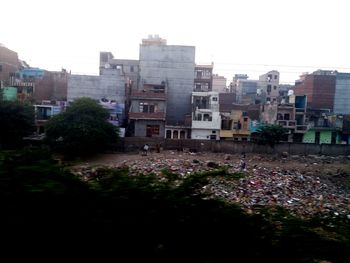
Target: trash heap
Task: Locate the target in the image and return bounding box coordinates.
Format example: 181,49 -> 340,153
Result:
71,152 -> 350,218
204,166 -> 350,218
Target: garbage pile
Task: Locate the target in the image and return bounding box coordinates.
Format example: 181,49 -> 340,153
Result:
204,166 -> 350,218
71,152 -> 350,218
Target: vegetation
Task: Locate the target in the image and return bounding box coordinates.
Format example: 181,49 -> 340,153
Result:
0,149 -> 349,262
45,97 -> 119,156
0,100 -> 34,149
256,124 -> 287,148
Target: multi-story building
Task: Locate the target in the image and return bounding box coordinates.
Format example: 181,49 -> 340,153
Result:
191,91 -> 221,140
0,44 -> 20,87
194,64 -> 213,92
220,109 -> 251,141
258,70 -> 280,103
68,68 -> 126,126
139,35 -> 195,127
128,83 -> 167,137
302,110 -> 343,144
295,70 -> 350,115
294,70 -> 336,111
212,74 -> 227,93
261,94 -> 307,142
334,73 -> 350,115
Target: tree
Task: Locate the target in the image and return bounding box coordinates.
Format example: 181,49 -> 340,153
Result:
256,124 -> 286,148
0,101 -> 34,149
45,97 -> 119,156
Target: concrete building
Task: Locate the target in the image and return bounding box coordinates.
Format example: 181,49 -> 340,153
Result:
194,64 -> 213,92
302,110 -> 343,144
33,69 -> 69,102
191,91 -> 221,140
0,44 -> 20,87
260,95 -> 307,142
139,35 -> 195,126
33,102 -> 65,133
236,79 -> 259,104
294,70 -> 336,110
258,70 -> 280,103
68,68 -> 126,125
212,74 -> 227,93
128,83 -> 167,137
220,109 -> 251,141
68,68 -> 125,102
334,73 -> 350,114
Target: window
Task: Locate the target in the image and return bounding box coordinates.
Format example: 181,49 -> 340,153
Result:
146,125 -> 160,137
0,65 -> 2,72
274,75 -> 278,80
212,97 -> 218,101
243,117 -> 248,122
242,138 -> 248,141
196,114 -> 202,121
203,114 -> 210,121
196,71 -> 202,78
284,113 -> 290,120
268,74 -> 272,81
267,85 -> 272,93
266,97 -> 271,102
195,84 -> 201,91
273,86 -> 277,90
212,130 -> 216,134
173,130 -> 179,139
130,66 -> 134,72
139,102 -> 157,113
166,130 -> 171,139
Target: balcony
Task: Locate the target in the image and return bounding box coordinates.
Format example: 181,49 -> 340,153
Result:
220,130 -> 250,138
129,112 -> 166,120
277,120 -> 296,128
295,125 -> 308,133
130,90 -> 166,100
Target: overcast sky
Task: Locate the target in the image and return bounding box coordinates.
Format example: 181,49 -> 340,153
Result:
2,0 -> 350,84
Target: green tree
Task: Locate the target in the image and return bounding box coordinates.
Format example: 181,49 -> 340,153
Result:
0,101 -> 34,149
45,97 -> 118,156
256,124 -> 286,148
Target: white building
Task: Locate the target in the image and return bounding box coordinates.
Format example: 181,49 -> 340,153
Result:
191,91 -> 221,140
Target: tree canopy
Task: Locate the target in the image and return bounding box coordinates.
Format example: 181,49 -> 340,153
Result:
256,124 -> 286,148
0,100 -> 34,148
45,97 -> 118,156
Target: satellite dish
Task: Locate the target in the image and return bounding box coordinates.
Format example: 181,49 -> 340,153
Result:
104,63 -> 110,69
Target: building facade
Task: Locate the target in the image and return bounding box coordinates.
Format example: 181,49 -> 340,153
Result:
139,36 -> 195,126
258,70 -> 280,103
191,91 -> 221,140
0,44 -> 19,87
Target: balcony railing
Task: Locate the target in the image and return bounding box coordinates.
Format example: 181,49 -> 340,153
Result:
277,120 -> 296,127
130,91 -> 166,100
129,112 -> 166,120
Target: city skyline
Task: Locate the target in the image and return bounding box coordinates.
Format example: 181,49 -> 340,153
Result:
1,0 -> 350,84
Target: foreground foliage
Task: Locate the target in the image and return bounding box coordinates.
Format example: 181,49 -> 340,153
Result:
0,100 -> 34,148
0,149 -> 349,262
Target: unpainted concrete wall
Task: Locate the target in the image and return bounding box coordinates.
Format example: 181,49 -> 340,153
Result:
122,138 -> 350,156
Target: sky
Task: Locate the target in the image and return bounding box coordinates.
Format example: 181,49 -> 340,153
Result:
2,0 -> 350,85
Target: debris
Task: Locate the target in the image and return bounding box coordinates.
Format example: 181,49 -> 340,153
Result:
71,151 -> 350,219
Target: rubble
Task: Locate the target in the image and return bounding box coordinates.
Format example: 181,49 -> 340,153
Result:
71,151 -> 350,219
